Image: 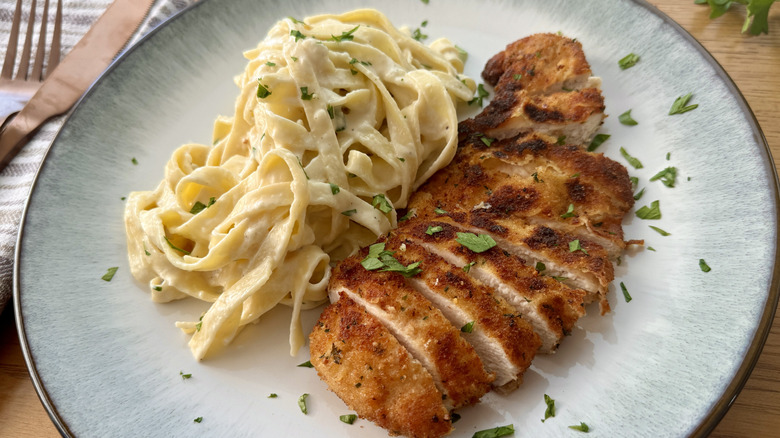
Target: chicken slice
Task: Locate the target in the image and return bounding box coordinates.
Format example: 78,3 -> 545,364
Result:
405,204 -> 612,314
400,220 -> 587,353
411,130 -> 633,258
310,294 -> 453,438
330,252 -> 494,409
472,33 -> 605,143
384,236 -> 541,390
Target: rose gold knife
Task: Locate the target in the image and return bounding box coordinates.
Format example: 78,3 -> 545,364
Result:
0,0 -> 156,171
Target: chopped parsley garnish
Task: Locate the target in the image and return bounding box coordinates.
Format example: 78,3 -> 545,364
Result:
144,243 -> 150,256
699,259 -> 711,272
131,157 -> 138,165
288,16 -> 305,24
372,194 -> 393,214
463,261 -> 476,273
153,286 -> 162,292
569,239 -> 588,255
647,246 -> 656,252
265,61 -> 276,67
649,225 -> 670,236
339,414 -> 358,424
341,209 -> 357,216
535,261 -> 546,272
455,45 -> 468,62
513,73 -> 523,80
327,105 -> 335,119
532,172 -> 543,183
101,267 -> 118,282
456,232 -> 497,253
193,417 -> 203,423
560,203 -> 576,219
551,275 -> 568,282
399,208 -> 416,222
556,135 -> 567,145
360,242 -> 422,277
542,394 -> 555,422
635,200 -> 662,220
120,196 -> 126,201
569,422 -> 590,432
620,282 -> 632,302
650,166 -> 677,187
329,183 -> 340,194
633,187 -> 645,200
300,87 -> 314,100
669,93 -> 698,115
331,25 -> 359,42
473,424 -> 515,438
666,152 -> 671,160
298,393 -> 309,414
164,236 -> 191,255
434,207 -> 448,215
290,30 -> 306,41
291,56 -> 298,62
257,80 -> 272,98
190,197 -> 216,214
629,176 -> 639,189
618,53 -> 640,70
180,371 -> 192,380
297,360 -> 314,368
480,136 -> 495,147
268,393 -> 278,398
618,109 -> 638,126
461,321 -> 475,333
587,133 -> 610,152
468,83 -> 490,107
620,147 -> 643,169
398,157 -> 405,162
426,225 -> 443,235
421,0 -> 429,3
412,23 -> 428,42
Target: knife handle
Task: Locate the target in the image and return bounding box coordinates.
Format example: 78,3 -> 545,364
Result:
0,111 -> 49,171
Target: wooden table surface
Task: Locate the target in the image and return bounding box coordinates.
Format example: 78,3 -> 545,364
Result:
1,1 -> 780,436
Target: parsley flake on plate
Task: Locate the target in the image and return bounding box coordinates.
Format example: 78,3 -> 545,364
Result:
472,424 -> 514,438
700,258 -> 712,272
340,414 -> 358,424
298,393 -> 309,414
619,147 -> 643,169
569,422 -> 590,432
541,394 -> 555,422
618,109 -> 638,126
618,52 -> 640,70
620,282 -> 632,303
668,93 -> 698,115
331,25 -> 359,42
635,200 -> 662,220
101,267 -> 118,282
461,321 -> 475,333
649,225 -> 671,236
297,360 -> 314,368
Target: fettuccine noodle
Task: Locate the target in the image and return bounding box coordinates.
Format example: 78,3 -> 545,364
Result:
124,9 -> 474,360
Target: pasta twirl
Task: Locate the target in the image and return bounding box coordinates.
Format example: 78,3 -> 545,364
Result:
124,9 -> 475,360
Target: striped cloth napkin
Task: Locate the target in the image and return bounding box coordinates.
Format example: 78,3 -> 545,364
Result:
0,0 -> 198,314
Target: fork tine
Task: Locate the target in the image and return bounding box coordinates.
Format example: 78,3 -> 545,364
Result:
16,0 -> 37,80
1,0 -> 24,80
31,0 -> 50,80
46,0 -> 63,76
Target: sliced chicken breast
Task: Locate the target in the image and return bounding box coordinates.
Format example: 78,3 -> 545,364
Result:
384,236 -> 541,389
310,294 -> 453,438
330,252 -> 494,409
400,220 -> 587,353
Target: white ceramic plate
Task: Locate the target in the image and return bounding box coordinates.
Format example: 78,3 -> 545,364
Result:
15,0 -> 779,436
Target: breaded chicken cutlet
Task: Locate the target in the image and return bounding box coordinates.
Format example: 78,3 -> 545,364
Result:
310,33 -> 635,437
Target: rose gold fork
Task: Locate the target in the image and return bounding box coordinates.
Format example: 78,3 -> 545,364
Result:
0,0 -> 63,130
